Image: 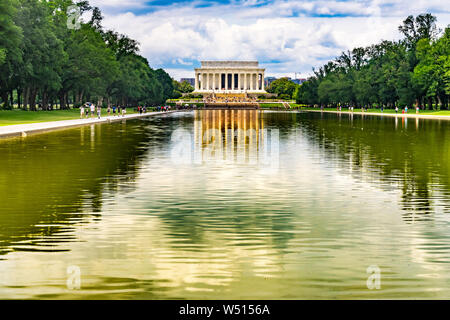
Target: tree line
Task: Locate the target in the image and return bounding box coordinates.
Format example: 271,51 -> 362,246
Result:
296,14 -> 450,110
0,0 -> 176,110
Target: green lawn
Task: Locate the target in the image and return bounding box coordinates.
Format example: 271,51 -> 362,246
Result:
300,107 -> 450,116
260,103 -> 285,108
0,108 -> 137,126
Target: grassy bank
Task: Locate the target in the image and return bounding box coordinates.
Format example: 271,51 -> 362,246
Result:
0,108 -> 137,126
260,103 -> 305,109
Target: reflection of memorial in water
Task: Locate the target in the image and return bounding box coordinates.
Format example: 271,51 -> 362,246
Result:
193,110 -> 278,165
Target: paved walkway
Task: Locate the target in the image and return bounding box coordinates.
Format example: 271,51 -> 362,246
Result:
0,111 -> 176,139
305,109 -> 450,121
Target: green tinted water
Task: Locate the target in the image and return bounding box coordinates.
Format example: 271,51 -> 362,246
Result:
1,110 -> 450,299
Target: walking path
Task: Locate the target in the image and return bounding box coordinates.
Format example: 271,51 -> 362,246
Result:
305,109 -> 450,121
0,111 -> 176,139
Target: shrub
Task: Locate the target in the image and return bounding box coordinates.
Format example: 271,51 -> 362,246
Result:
279,94 -> 291,100
172,90 -> 182,99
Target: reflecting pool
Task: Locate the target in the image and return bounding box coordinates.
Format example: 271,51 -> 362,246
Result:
1,110 -> 450,299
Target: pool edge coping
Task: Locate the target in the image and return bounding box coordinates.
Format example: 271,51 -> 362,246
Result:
0,111 -> 179,139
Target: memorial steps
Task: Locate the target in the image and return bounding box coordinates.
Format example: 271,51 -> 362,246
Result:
204,93 -> 260,110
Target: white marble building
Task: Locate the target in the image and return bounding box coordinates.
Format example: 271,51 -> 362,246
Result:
194,61 -> 266,93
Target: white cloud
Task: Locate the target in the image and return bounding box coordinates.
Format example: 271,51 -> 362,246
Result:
93,0 -> 450,80
89,0 -> 146,13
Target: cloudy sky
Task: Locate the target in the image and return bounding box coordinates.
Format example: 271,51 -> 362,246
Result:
88,0 -> 450,80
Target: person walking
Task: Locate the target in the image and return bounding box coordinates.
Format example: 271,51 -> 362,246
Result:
112,105 -> 116,116
90,103 -> 95,118
405,106 -> 408,113
107,105 -> 111,116
122,106 -> 126,117
80,105 -> 85,119
416,106 -> 420,114
97,105 -> 101,119
395,106 -> 399,114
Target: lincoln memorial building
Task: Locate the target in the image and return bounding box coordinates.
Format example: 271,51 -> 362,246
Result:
194,61 -> 266,93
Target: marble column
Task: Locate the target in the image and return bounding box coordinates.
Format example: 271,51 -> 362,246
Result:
195,73 -> 199,91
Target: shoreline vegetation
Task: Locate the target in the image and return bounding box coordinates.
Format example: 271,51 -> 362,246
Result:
3,104 -> 450,127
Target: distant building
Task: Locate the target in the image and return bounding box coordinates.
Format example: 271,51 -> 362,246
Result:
291,78 -> 307,85
264,77 -> 277,87
180,78 -> 195,87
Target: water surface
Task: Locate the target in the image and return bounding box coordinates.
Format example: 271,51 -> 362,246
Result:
1,111 -> 450,299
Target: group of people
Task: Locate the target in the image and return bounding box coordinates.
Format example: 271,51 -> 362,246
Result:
78,103 -> 179,120
395,106 -> 420,114
80,103 -> 127,119
108,105 -> 127,117
155,106 -> 171,112
203,93 -> 256,104
328,105 -> 421,114
137,106 -> 147,114
80,103 -> 102,119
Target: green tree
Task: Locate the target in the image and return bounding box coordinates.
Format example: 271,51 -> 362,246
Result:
267,78 -> 298,99
296,79 -> 318,106
0,0 -> 22,107
414,27 -> 450,109
180,80 -> 195,93
14,0 -> 66,110
295,14 -> 448,110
